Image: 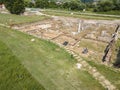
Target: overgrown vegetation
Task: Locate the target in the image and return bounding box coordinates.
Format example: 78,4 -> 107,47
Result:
94,0 -> 120,12
24,0 -> 120,13
1,0 -> 120,15
2,0 -> 25,15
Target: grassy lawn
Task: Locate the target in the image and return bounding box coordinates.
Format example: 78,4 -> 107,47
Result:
0,40 -> 45,90
96,10 -> 120,15
42,9 -> 120,20
83,58 -> 120,89
0,26 -> 105,90
0,13 -> 49,25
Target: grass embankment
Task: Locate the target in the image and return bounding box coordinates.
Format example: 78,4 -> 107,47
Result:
42,9 -> 120,20
96,10 -> 120,15
83,58 -> 120,89
0,26 -> 105,90
0,41 -> 45,90
0,13 -> 49,25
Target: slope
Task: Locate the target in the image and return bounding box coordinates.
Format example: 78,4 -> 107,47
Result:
0,26 -> 105,90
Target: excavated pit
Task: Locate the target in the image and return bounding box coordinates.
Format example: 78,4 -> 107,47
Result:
12,16 -> 120,63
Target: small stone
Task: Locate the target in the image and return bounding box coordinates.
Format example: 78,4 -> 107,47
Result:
71,13 -> 74,15
31,38 -> 35,42
76,63 -> 82,69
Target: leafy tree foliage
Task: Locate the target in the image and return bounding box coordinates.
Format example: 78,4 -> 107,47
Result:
4,0 -> 25,15
62,0 -> 85,10
112,0 -> 120,10
94,0 -> 120,12
0,0 -> 4,4
48,1 -> 58,8
35,0 -> 49,8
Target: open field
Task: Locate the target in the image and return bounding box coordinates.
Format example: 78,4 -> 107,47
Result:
42,9 -> 120,20
0,26 -> 105,90
0,13 -> 49,25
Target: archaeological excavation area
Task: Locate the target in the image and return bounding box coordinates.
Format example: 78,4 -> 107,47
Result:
13,16 -> 120,65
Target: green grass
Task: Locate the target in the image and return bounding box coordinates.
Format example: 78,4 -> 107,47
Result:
84,59 -> 120,89
42,9 -> 120,20
79,39 -> 106,53
0,13 -> 49,25
96,10 -> 120,15
0,40 -> 45,90
0,26 -> 105,90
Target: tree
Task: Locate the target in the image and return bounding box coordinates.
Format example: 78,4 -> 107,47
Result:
35,0 -> 49,8
4,0 -> 25,15
112,0 -> 120,10
0,0 -> 4,4
62,0 -> 85,10
48,1 -> 58,8
94,0 -> 114,12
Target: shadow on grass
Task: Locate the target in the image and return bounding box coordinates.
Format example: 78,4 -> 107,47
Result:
114,47 -> 120,68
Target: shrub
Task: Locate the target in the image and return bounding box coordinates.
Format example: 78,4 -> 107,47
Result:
4,0 -> 25,15
93,0 -> 120,12
35,0 -> 49,8
62,1 -> 85,10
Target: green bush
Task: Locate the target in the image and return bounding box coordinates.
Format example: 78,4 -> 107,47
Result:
35,0 -> 49,8
94,0 -> 114,12
112,0 -> 120,10
24,1 -> 35,8
94,0 -> 120,12
4,0 -> 25,15
62,1 -> 85,10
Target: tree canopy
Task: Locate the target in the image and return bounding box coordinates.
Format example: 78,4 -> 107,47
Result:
94,0 -> 120,12
3,0 -> 25,15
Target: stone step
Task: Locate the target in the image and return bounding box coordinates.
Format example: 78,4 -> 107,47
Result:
92,72 -> 101,78
98,76 -> 106,81
75,56 -> 81,59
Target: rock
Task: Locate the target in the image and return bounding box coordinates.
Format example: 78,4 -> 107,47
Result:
85,33 -> 96,39
101,31 -> 110,37
31,38 -> 35,42
76,63 -> 82,69
97,36 -> 111,42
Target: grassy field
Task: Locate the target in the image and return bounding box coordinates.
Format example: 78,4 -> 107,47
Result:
96,10 -> 120,15
0,26 -> 105,90
0,40 -> 45,90
83,58 -> 120,89
0,14 -> 49,25
42,9 -> 120,20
